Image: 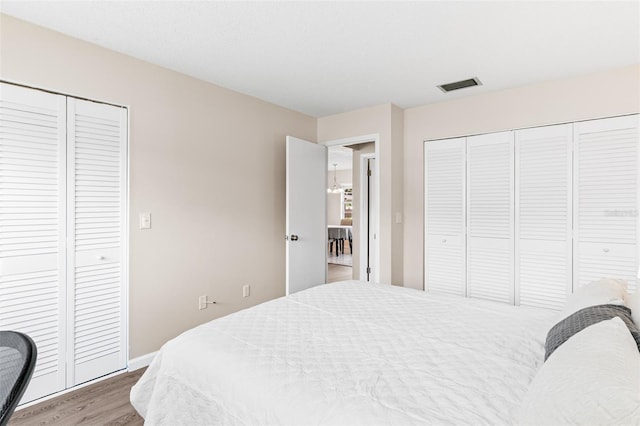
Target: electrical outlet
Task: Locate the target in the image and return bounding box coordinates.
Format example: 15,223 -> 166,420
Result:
199,295 -> 207,310
242,285 -> 250,298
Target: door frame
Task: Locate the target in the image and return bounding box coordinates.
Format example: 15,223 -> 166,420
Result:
360,154 -> 377,282
321,134 -> 380,283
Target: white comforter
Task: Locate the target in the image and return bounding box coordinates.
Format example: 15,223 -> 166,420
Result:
131,281 -> 554,425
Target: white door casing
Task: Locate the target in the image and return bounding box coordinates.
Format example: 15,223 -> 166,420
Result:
424,138 -> 466,296
286,136 -> 327,295
365,156 -> 377,282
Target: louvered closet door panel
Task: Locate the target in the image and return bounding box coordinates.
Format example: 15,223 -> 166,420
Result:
515,124 -> 572,310
67,98 -> 127,385
574,115 -> 639,292
424,138 -> 466,295
467,131 -> 514,303
0,83 -> 67,402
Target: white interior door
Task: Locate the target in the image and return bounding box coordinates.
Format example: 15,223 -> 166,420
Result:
424,138 -> 466,296
286,136 -> 327,294
574,115 -> 639,292
67,98 -> 127,385
0,83 -> 67,402
515,124 -> 572,310
466,131 -> 515,303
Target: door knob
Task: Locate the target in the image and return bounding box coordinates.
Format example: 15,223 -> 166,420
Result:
290,235 -> 299,241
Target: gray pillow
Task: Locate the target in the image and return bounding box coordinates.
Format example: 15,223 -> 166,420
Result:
545,304 -> 640,361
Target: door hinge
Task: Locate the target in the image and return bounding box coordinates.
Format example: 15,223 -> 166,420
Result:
368,169 -> 372,177
366,267 -> 371,274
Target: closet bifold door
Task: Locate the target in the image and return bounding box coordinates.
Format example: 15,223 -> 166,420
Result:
424,138 -> 466,295
574,115 -> 639,292
0,83 -> 67,402
466,131 -> 514,303
66,98 -> 127,386
515,125 -> 572,310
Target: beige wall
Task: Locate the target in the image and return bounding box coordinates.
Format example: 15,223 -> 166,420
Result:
318,104 -> 404,285
403,64 -> 640,290
0,15 -> 317,358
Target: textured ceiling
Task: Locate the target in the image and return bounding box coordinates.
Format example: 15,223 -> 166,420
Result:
1,1 -> 638,117
328,146 -> 353,171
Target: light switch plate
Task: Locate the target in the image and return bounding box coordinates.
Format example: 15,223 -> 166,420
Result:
139,212 -> 151,229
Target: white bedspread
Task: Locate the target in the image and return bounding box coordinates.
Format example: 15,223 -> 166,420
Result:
130,281 -> 554,425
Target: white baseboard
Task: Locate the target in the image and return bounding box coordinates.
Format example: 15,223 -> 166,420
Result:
128,351 -> 157,371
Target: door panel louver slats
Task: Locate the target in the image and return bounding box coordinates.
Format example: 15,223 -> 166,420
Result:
67,98 -> 127,386
425,115 -> 638,310
424,138 -> 466,296
516,125 -> 572,310
0,83 -> 67,402
1,83 -> 128,403
577,244 -> 638,289
467,132 -> 514,303
574,116 -> 638,293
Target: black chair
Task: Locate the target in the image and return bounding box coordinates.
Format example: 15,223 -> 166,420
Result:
0,331 -> 37,426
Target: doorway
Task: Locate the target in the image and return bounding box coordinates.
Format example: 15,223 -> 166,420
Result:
327,146 -> 353,282
324,136 -> 379,283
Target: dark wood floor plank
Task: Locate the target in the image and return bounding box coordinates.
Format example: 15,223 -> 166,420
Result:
9,368 -> 145,426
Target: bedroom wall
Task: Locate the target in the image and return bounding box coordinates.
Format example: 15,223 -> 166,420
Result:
403,64 -> 640,290
0,14 -> 317,358
318,104 -> 404,285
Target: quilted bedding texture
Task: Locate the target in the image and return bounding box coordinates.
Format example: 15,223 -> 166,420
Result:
130,281 -> 554,425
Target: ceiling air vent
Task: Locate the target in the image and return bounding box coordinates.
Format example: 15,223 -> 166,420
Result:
437,77 -> 482,93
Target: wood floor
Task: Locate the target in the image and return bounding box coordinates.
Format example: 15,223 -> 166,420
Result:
9,368 -> 145,426
328,263 -> 352,282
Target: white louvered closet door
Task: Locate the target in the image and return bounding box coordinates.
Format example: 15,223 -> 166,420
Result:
515,125 -> 572,310
424,138 -> 466,295
466,131 -> 514,303
574,115 -> 639,292
67,98 -> 127,385
0,83 -> 67,401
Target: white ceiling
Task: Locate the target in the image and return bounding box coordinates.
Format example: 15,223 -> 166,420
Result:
1,1 -> 638,118
328,146 -> 353,171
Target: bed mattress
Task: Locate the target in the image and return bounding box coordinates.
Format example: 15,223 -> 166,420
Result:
130,281 -> 555,425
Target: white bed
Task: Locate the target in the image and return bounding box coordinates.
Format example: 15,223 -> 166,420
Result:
130,281 -> 556,425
